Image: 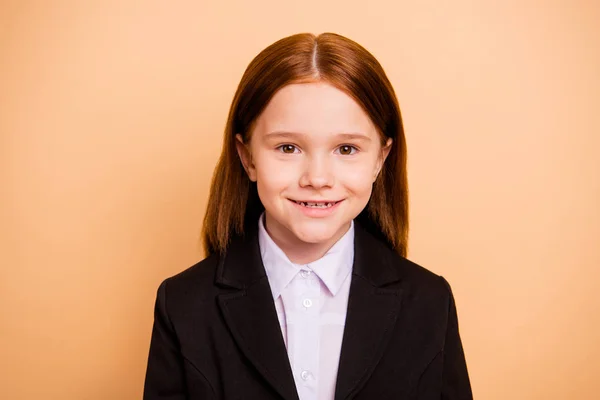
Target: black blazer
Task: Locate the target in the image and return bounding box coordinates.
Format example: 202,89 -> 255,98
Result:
143,220 -> 473,399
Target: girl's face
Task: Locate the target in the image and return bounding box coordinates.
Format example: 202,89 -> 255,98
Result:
236,82 -> 392,249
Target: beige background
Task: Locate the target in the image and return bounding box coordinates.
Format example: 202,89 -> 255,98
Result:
2,1 -> 599,399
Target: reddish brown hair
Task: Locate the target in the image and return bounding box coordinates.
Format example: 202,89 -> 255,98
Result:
202,32 -> 409,257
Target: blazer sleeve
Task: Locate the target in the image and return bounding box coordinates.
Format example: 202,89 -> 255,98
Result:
439,276 -> 474,400
143,279 -> 188,399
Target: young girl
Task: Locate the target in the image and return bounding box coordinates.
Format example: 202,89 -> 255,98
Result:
144,32 -> 472,400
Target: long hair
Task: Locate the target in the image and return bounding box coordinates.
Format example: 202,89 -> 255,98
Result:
201,32 -> 409,257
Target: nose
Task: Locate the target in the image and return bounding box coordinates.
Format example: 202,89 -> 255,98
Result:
299,154 -> 334,189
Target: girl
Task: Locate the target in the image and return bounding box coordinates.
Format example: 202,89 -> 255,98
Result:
144,32 -> 473,400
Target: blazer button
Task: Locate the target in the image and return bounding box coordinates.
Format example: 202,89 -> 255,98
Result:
302,298 -> 313,308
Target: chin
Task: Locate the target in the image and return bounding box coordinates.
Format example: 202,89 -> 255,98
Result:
291,222 -> 342,244
294,231 -> 332,244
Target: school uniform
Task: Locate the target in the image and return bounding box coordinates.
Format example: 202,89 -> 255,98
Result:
143,215 -> 473,399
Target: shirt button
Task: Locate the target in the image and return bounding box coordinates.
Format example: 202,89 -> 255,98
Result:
301,370 -> 312,380
300,270 -> 311,278
302,298 -> 313,308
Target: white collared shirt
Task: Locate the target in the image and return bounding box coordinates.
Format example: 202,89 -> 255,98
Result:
258,212 -> 355,400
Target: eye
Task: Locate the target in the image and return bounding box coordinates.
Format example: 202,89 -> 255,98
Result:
277,144 -> 299,154
336,145 -> 358,155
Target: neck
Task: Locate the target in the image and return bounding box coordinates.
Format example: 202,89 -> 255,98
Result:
263,214 -> 351,264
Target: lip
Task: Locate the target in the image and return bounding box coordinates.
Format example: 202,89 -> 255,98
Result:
292,199 -> 341,204
288,198 -> 343,218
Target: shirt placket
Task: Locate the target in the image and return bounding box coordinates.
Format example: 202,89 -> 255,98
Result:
286,268 -> 320,399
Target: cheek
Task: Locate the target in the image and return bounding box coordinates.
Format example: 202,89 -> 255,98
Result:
257,164 -> 295,187
256,175 -> 285,199
254,157 -> 297,198
336,161 -> 376,193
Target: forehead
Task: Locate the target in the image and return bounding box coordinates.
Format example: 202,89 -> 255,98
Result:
253,82 -> 377,138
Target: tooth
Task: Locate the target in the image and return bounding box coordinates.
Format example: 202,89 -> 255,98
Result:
296,201 -> 338,208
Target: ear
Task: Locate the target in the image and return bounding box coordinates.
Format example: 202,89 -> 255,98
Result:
235,134 -> 257,182
374,137 -> 393,182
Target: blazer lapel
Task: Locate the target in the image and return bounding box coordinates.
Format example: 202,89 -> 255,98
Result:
215,224 -> 299,400
334,222 -> 405,400
214,219 -> 405,400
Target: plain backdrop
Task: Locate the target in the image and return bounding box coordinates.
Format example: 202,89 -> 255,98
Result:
1,1 -> 599,399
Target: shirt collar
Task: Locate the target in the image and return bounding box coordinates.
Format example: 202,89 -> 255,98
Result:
258,212 -> 355,300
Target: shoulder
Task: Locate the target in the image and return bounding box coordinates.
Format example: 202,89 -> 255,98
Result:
360,224 -> 450,290
154,252 -> 222,309
399,256 -> 446,288
382,250 -> 459,324
168,252 -> 220,284
386,246 -> 455,302
354,220 -> 454,300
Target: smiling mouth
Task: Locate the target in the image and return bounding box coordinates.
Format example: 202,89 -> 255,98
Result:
290,199 -> 342,208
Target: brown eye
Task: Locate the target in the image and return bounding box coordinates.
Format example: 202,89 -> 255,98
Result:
280,144 -> 297,154
338,145 -> 356,155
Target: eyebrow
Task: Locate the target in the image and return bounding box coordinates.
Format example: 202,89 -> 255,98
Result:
264,131 -> 372,142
